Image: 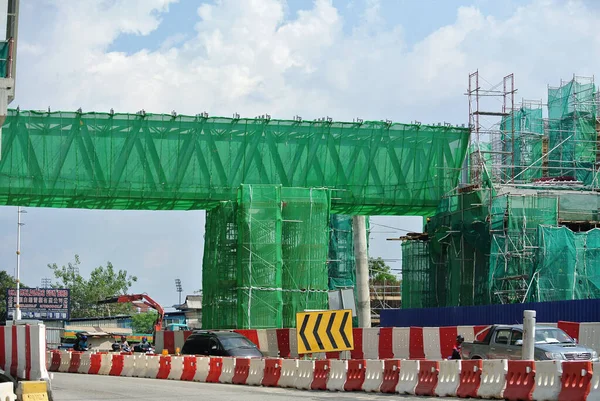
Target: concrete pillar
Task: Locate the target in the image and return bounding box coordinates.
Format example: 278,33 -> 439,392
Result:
522,310 -> 536,360
353,215 -> 371,328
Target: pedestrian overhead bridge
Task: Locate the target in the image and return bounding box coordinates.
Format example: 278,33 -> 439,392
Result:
0,110 -> 469,215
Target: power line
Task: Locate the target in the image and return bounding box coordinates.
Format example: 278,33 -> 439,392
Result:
369,222 -> 422,233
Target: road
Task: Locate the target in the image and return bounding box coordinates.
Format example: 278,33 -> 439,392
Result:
50,372 -> 456,400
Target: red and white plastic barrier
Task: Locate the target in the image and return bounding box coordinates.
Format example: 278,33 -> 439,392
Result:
154,321 -> 600,361
48,350 -> 600,400
1,322 -> 50,381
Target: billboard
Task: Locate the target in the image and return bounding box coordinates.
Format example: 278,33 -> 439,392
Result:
6,288 -> 70,320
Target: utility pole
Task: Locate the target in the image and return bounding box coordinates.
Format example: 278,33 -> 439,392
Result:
353,215 -> 371,328
14,206 -> 25,321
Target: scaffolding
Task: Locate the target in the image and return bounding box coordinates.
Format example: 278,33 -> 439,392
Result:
401,72 -> 600,308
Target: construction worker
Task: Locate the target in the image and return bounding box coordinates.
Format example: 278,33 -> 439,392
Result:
449,335 -> 464,360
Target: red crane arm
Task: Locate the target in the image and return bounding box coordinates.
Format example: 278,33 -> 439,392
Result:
97,293 -> 164,332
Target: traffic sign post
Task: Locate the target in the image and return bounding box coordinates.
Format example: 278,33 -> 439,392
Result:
296,309 -> 354,354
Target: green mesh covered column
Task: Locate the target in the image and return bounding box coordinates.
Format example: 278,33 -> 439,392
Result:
547,79 -> 596,180
236,184 -> 283,329
281,188 -> 331,328
201,201 -> 238,329
401,240 -> 432,308
327,215 -> 356,289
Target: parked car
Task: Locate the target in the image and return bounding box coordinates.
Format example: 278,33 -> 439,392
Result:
461,324 -> 599,361
181,330 -> 263,358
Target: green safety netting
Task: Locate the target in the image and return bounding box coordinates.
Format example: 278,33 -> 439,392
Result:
281,188 -> 330,328
236,185 -> 284,329
201,201 -> 238,329
533,227 -> 600,301
327,215 -> 357,290
500,107 -> 544,182
0,111 -> 469,215
489,195 -> 558,304
547,79 -> 596,181
202,184 -> 331,329
401,240 -> 433,308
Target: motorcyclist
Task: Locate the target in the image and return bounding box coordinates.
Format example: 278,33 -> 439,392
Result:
73,333 -> 89,352
120,335 -> 131,352
139,336 -> 151,352
448,335 -> 464,360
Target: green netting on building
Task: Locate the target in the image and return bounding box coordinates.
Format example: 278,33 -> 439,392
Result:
533,227 -> 600,301
201,184 -> 332,329
402,191 -> 573,308
500,107 -> 544,182
281,188 -> 330,328
487,194 -> 558,304
237,184 -> 284,329
0,111 -> 469,215
401,240 -> 434,308
202,201 -> 238,329
547,79 -> 596,180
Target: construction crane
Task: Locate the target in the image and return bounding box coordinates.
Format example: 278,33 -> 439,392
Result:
97,293 -> 164,341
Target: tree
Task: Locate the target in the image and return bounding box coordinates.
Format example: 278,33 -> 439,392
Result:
131,311 -> 158,334
0,270 -> 28,323
368,257 -> 399,285
0,271 -> 16,322
48,255 -> 138,318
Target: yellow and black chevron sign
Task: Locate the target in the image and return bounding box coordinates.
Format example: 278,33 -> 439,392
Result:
296,309 -> 353,354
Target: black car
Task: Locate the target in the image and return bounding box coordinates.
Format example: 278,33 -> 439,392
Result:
181,331 -> 263,358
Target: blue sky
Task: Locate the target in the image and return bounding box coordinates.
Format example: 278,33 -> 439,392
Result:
2,0 -> 600,309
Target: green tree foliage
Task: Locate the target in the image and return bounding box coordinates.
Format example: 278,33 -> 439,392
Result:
48,255 -> 138,318
369,257 -> 399,285
131,311 -> 158,334
0,270 -> 23,322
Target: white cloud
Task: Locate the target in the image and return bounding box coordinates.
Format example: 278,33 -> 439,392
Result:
15,0 -> 600,125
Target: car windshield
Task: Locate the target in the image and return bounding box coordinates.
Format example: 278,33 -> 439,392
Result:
534,328 -> 574,344
219,336 -> 256,351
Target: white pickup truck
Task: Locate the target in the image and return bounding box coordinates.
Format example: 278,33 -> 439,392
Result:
461,324 -> 598,361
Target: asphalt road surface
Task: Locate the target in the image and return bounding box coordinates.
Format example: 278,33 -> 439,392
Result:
50,372 -> 457,400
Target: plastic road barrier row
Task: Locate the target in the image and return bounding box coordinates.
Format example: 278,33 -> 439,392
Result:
47,349 -> 600,400
1,322 -> 49,382
154,324 -> 495,359
154,321 -> 600,361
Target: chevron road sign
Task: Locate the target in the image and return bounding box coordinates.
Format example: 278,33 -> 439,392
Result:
296,309 -> 354,354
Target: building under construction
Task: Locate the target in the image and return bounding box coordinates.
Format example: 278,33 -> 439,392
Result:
401,72 -> 600,309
